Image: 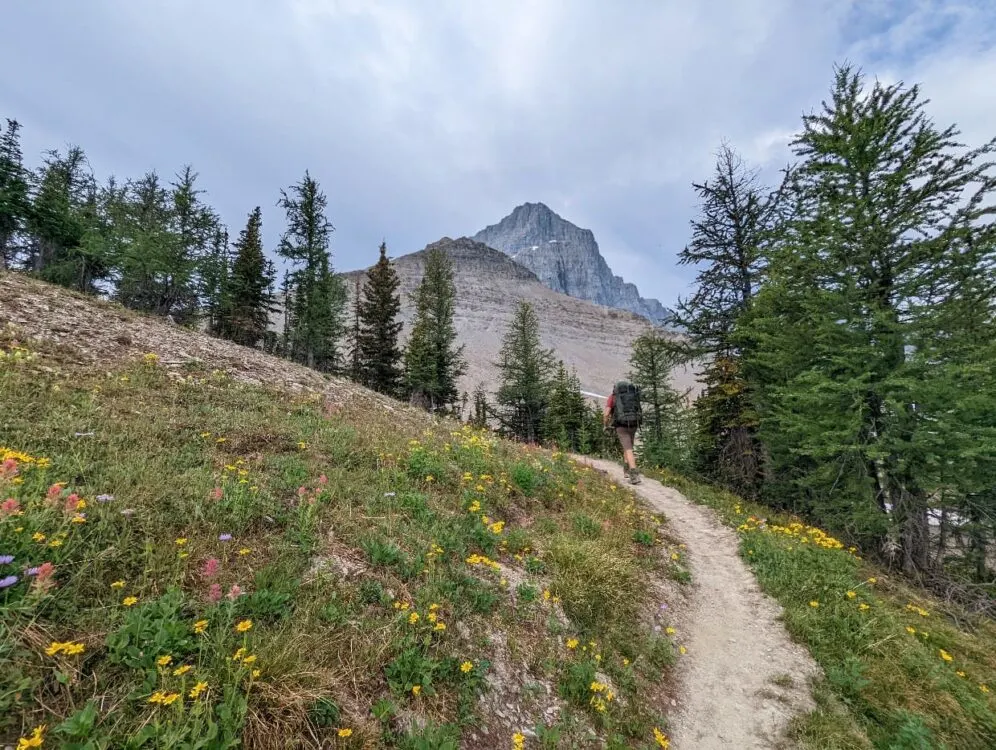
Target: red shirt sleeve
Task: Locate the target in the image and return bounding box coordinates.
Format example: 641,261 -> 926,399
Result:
606,393 -> 614,410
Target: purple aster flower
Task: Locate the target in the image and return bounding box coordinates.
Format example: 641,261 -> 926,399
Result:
0,555 -> 13,565
0,574 -> 18,588
218,533 -> 232,542
26,567 -> 40,576
96,494 -> 115,503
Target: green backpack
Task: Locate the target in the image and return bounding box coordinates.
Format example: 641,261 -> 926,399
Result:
612,381 -> 642,428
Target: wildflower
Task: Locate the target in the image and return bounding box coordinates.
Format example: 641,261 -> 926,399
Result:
846,591 -> 856,599
338,728 -> 353,738
0,574 -> 17,588
157,655 -> 173,667
665,627 -> 676,636
512,732 -> 525,750
110,580 -> 126,589
980,684 -> 990,693
434,622 -> 446,631
210,487 -> 224,500
226,584 -> 242,600
45,641 -> 85,656
957,670 -> 966,678
543,589 -> 551,601
939,649 -> 953,662
122,596 -> 138,606
623,657 -> 630,666
0,554 -> 12,565
238,547 -> 251,556
17,724 -> 46,749
48,539 -> 63,548
679,645 -> 687,655
235,619 -> 253,632
858,603 -> 870,611
425,475 -> 434,483
411,685 -> 421,696
653,727 -> 670,748
232,647 -> 247,661
173,664 -> 192,676
201,557 -> 220,578
297,441 -> 307,450
148,691 -> 166,704
867,577 -> 877,584
251,669 -> 261,678
161,692 -> 181,705
242,654 -> 258,664
427,612 -> 438,623
96,494 -> 114,502
461,661 -> 474,673
1,498 -> 20,515
809,600 -> 819,608
175,538 -> 188,546
408,612 -> 419,625
207,583 -> 223,602
215,437 -> 226,443
193,619 -> 209,634
32,532 -> 46,543
566,638 -> 579,649
218,533 -> 232,542
906,626 -> 916,635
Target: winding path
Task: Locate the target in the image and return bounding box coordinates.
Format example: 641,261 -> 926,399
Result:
580,458 -> 820,750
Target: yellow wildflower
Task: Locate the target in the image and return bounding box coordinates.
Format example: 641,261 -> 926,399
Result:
566,638 -> 579,649
858,603 -> 870,611
679,645 -> 687,655
238,547 -> 251,556
161,692 -> 181,705
906,626 -> 916,635
156,655 -> 173,667
175,538 -> 188,546
32,532 -> 45,543
110,580 -> 126,589
173,664 -> 192,676
461,661 -> 474,673
434,622 -> 446,631
148,691 -> 166,704
665,627 -> 676,635
251,669 -> 261,678
654,727 -> 670,748
338,728 -> 353,738
939,649 -> 953,662
846,591 -> 856,599
16,724 -> 46,750
232,647 -> 247,661
512,732 -> 525,750
189,681 -> 208,698
235,619 -> 253,632
411,685 -> 421,696
809,600 -> 819,608
193,619 -> 209,634
957,670 -> 966,678
48,539 -> 63,548
408,612 -> 419,625
980,684 -> 989,693
242,654 -> 257,664
122,596 -> 138,607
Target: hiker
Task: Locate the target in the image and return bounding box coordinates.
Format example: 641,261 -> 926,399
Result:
604,381 -> 642,484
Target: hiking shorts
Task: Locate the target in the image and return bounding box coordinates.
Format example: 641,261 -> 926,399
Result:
615,426 -> 637,452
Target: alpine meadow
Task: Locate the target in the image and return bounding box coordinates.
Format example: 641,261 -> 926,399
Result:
1,15 -> 995,749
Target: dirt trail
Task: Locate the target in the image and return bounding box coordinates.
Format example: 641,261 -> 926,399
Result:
580,458 -> 820,750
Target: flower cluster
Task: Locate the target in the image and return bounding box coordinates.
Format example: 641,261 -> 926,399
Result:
589,680 -> 615,712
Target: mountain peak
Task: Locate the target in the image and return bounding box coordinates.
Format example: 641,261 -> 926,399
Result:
473,205 -> 673,324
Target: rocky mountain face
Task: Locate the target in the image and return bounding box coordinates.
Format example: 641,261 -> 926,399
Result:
342,237 -> 697,404
473,202 -> 674,324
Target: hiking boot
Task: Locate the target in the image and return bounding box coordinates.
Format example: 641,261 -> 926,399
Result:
628,468 -> 642,485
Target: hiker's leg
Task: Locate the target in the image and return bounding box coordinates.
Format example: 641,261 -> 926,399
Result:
616,427 -> 637,470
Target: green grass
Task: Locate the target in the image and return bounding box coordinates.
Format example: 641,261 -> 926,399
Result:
646,468 -> 996,750
0,331 -> 683,749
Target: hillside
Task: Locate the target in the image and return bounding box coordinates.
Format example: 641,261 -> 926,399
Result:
342,237 -> 697,403
0,275 -> 689,749
473,203 -> 674,324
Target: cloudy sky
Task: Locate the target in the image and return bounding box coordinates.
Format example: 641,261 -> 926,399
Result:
3,0 -> 995,306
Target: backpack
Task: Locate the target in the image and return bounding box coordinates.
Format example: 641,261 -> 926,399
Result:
612,381 -> 642,428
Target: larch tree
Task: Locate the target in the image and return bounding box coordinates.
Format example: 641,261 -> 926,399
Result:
0,118 -> 30,270
219,207 -> 275,347
629,328 -> 692,471
277,171 -> 345,372
404,247 -> 465,413
743,65 -> 996,574
493,300 -> 556,443
357,242 -> 404,396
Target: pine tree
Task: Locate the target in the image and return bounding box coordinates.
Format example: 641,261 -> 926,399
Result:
404,247 -> 465,412
542,362 -> 587,450
201,226 -> 231,336
277,171 -> 345,372
357,242 -> 404,396
676,144 -> 778,495
743,66 -> 996,573
0,119 -> 30,270
470,382 -> 490,428
629,329 -> 692,471
494,301 -> 556,443
219,207 -> 275,347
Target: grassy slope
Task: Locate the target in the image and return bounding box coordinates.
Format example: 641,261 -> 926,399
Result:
647,468 -> 996,750
1,329 -> 688,750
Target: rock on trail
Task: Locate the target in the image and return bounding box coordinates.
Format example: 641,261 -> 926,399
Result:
581,458 -> 820,750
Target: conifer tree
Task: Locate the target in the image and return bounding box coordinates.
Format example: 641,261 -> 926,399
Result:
347,276 -> 363,381
542,362 -> 587,450
629,329 -> 692,470
358,242 -> 404,396
676,145 -> 778,495
470,382 -> 490,428
219,207 -> 275,347
201,226 -> 231,335
404,247 -> 465,412
277,171 -> 345,371
494,301 -> 556,443
0,119 -> 30,270
743,66 -> 996,573
25,146 -> 107,293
